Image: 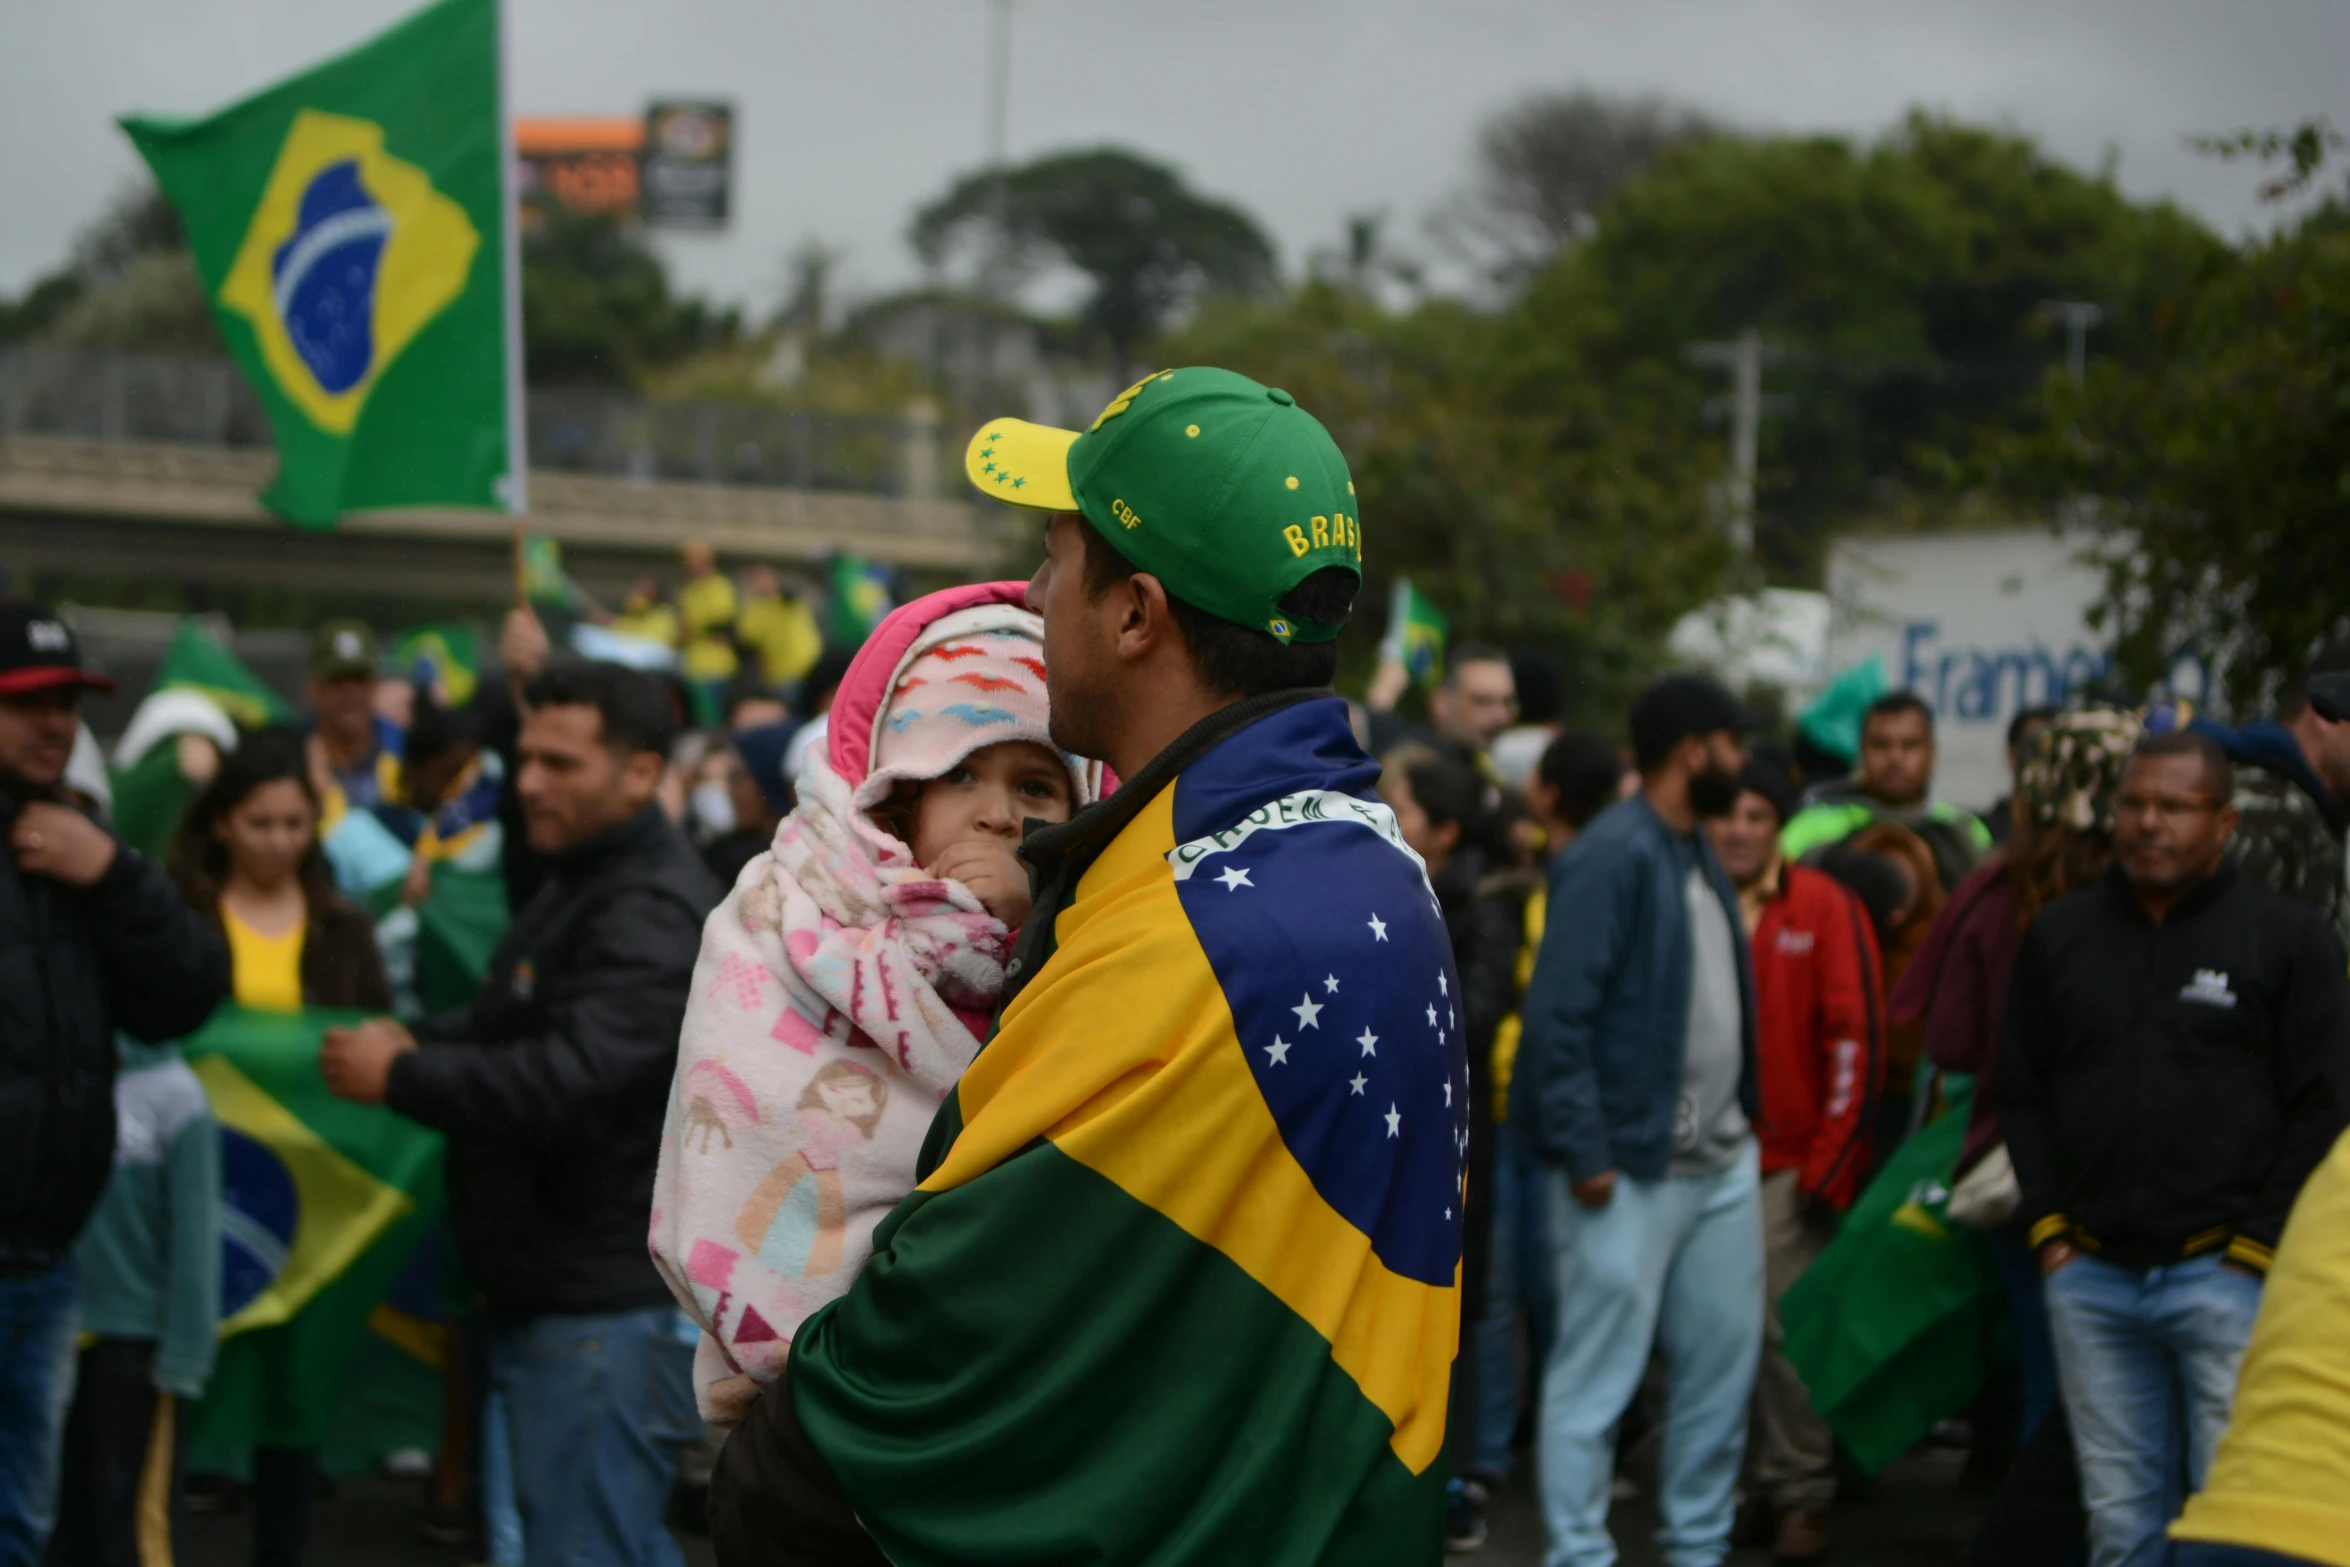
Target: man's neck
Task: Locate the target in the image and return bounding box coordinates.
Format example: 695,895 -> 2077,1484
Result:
1104,688 -> 1232,786
320,728 -> 372,770
2133,860 -> 2221,924
1868,784 -> 1927,810
1642,772 -> 1695,834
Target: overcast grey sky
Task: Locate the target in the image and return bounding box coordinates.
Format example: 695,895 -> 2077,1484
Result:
6,0 -> 2342,316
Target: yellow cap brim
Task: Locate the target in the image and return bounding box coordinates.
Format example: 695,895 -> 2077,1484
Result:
964,418 -> 1079,510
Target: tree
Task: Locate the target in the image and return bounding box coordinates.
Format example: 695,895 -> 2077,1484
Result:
911,148 -> 1276,378
1512,113 -> 2225,580
521,209 -> 739,385
1973,128 -> 2350,710
1435,89 -> 1717,290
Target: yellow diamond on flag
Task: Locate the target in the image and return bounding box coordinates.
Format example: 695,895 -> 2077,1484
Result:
217,108 -> 479,436
194,1054 -> 416,1337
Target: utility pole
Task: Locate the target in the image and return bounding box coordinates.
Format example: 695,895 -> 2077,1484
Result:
1685,329 -> 1789,559
2040,299 -> 2104,385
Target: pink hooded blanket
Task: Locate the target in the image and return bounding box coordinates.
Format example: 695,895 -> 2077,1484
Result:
649,582 -> 1097,1403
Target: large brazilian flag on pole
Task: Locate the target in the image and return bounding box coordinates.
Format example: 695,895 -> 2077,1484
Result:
120,0 -> 525,527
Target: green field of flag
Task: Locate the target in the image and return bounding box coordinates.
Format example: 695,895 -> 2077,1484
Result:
121,0 -> 517,527
1780,1077 -> 2007,1474
390,623 -> 479,705
109,622 -> 295,861
182,1006 -> 447,1465
827,554 -> 895,646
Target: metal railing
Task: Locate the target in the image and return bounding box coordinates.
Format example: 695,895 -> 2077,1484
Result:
0,343 -> 944,498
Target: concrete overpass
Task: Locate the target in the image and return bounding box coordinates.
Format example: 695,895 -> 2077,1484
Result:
0,346 -> 1010,611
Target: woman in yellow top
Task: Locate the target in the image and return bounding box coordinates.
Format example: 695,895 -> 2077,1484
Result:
167,729 -> 390,1567
2166,1126 -> 2350,1567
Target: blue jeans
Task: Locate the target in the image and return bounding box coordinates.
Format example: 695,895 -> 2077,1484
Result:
1473,1129 -> 1558,1479
1537,1144 -> 1764,1567
0,1263 -> 78,1567
2045,1253 -> 2263,1567
485,1306 -> 700,1567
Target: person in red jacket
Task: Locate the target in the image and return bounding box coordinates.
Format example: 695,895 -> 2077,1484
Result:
1709,753 -> 1884,1562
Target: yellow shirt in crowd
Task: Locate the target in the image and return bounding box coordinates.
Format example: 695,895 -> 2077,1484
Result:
677,573 -> 740,683
223,906 -> 305,1014
736,590 -> 821,688
2170,1125 -> 2350,1566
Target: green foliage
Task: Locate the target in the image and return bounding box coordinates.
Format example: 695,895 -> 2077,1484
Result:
1973,216 -> 2350,710
521,209 -> 740,386
45,251 -> 218,352
1528,113 -> 2225,579
913,148 -> 1277,377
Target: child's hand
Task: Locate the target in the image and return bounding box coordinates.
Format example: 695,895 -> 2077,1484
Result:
930,838 -> 1032,928
705,1372 -> 762,1430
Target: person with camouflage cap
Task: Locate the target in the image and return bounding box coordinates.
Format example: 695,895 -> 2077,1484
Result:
2191,636 -> 2350,951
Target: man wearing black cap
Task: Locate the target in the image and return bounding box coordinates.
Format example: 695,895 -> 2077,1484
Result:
1513,672 -> 1765,1567
1708,754 -> 1886,1562
0,605 -> 229,1564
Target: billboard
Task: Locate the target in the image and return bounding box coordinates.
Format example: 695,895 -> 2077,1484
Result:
642,101 -> 733,228
516,118 -> 642,222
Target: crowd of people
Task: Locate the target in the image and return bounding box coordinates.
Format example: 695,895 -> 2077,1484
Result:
0,365 -> 2346,1567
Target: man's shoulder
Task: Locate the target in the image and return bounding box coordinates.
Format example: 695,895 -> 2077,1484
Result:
1779,861 -> 1862,924
592,820 -> 722,925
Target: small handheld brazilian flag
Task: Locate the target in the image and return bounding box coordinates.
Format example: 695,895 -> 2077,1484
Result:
120,0 -> 523,528
1377,577 -> 1450,689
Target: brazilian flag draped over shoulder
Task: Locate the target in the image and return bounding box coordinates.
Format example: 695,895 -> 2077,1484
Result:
779,700 -> 1468,1564
121,0 -> 517,527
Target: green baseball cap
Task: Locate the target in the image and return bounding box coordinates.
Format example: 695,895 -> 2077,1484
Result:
964,367 -> 1362,643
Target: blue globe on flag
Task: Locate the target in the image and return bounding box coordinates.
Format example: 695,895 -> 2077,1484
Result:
270,158 -> 392,395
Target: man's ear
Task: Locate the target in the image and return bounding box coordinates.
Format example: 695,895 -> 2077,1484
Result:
620,748 -> 665,803
1113,572 -> 1179,665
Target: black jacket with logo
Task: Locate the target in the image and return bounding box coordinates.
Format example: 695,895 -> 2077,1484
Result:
0,798 -> 229,1274
389,805 -> 717,1316
1998,862 -> 2350,1273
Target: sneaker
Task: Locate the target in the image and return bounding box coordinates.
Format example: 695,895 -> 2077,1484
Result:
1444,1479 -> 1487,1554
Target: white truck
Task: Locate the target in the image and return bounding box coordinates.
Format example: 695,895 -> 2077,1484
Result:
1823,528 -> 2209,813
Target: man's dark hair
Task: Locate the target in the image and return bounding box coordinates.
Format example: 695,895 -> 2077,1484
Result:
2006,704 -> 2061,754
523,660 -> 677,759
1079,517 -> 1353,698
2126,729 -> 2235,803
1443,642 -> 1510,689
1538,731 -> 1625,830
1863,690 -> 1934,740
1510,650 -> 1566,726
404,685 -> 479,768
1390,746 -> 1481,834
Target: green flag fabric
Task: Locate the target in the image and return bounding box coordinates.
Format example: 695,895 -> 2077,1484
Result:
415,862 -> 508,1015
389,622 -> 479,705
182,1006 -> 446,1462
826,555 -> 894,646
109,743 -> 200,866
521,534 -> 575,608
153,620 -> 294,730
1779,1077 -> 2007,1474
120,0 -> 514,527
1376,577 -> 1450,688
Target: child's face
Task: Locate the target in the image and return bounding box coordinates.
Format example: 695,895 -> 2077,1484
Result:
911,741 -> 1075,866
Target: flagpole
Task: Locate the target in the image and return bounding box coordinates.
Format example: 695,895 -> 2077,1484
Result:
496,0 -> 529,609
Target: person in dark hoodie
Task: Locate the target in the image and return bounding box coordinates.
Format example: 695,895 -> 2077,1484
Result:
2191,636 -> 2350,951
0,604 -> 228,1566
2000,729 -> 2350,1567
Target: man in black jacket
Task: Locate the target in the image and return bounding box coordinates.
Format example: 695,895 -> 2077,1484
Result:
2000,729 -> 2350,1567
324,661 -> 716,1567
0,603 -> 228,1567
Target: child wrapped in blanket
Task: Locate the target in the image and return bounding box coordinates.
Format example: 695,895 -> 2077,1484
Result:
650,582 -> 1101,1416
